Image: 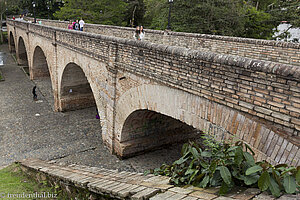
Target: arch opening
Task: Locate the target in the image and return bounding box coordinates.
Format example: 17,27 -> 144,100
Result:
9,32 -> 16,53
60,63 -> 96,111
17,37 -> 28,66
32,46 -> 55,107
119,109 -> 200,158
32,46 -> 50,78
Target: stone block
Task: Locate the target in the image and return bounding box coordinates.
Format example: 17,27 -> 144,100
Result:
131,188 -> 160,200
189,191 -> 218,200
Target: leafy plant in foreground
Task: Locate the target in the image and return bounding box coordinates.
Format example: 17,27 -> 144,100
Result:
149,134 -> 300,197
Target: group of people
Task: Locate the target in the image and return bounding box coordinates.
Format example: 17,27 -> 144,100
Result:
134,25 -> 145,41
68,19 -> 85,31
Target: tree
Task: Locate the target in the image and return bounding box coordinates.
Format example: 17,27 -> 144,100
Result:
268,0 -> 300,41
0,0 -> 7,44
242,6 -> 274,39
124,0 -> 145,27
143,0 -> 167,30
54,0 -> 127,26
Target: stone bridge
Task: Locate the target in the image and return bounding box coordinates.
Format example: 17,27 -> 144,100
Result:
7,19 -> 300,166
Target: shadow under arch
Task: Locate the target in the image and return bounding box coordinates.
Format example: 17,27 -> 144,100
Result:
9,32 -> 16,53
119,109 -> 200,158
115,84 -> 297,165
32,46 -> 51,78
59,62 -> 96,111
17,36 -> 28,66
31,45 -> 56,107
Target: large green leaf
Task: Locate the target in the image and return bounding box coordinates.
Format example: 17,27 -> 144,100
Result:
243,152 -> 255,166
296,168 -> 300,185
269,176 -> 281,197
246,165 -> 263,175
235,147 -> 244,165
201,151 -> 212,157
199,175 -> 210,188
189,170 -> 199,184
258,171 -> 270,191
174,156 -> 189,165
283,175 -> 297,194
244,174 -> 259,185
210,170 -> 222,186
219,166 -> 232,185
219,181 -> 230,195
191,147 -> 200,159
181,143 -> 189,156
227,146 -> 238,152
185,168 -> 196,175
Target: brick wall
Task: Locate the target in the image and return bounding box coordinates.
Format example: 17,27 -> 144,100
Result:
27,18 -> 300,66
7,19 -> 300,163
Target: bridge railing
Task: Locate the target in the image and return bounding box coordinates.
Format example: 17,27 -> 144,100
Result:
7,19 -> 300,145
23,17 -> 300,67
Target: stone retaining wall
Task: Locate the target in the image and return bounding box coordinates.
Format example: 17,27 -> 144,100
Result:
18,158 -> 298,200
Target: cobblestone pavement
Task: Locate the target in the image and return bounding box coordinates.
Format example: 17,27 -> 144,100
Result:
0,44 -> 182,173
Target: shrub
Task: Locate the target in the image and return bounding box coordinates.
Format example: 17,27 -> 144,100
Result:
149,134 -> 300,197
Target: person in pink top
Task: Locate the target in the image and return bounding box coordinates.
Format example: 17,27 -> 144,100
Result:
68,21 -> 73,30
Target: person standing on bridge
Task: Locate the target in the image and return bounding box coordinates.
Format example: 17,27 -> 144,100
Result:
133,26 -> 140,40
79,18 -> 85,31
73,20 -> 80,31
140,26 -> 145,41
68,21 -> 73,30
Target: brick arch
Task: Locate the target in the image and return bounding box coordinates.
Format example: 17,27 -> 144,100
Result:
57,59 -> 109,140
31,46 -> 51,79
8,31 -> 16,53
17,36 -> 29,66
115,84 -> 299,165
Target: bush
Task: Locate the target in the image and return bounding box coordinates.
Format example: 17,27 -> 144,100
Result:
149,134 -> 300,197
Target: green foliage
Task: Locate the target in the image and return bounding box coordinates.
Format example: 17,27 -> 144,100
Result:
150,134 -> 300,197
54,0 -> 127,26
242,6 -> 274,39
5,0 -> 300,41
0,164 -> 56,196
124,0 -> 145,27
4,0 -> 62,19
143,0 -> 168,30
268,0 -> 300,41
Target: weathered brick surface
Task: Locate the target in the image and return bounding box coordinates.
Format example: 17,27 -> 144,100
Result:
7,19 -> 299,165
27,17 -> 300,66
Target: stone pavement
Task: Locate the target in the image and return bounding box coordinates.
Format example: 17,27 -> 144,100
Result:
0,44 -> 183,172
19,158 -> 298,200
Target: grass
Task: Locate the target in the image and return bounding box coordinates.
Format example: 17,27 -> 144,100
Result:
0,164 -> 59,199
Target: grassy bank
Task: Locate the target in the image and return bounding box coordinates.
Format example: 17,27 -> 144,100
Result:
0,164 -> 63,199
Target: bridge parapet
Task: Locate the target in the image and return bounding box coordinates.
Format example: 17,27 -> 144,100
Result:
24,18 -> 300,66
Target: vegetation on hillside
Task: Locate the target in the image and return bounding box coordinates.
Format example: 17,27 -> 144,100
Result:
3,0 -> 300,41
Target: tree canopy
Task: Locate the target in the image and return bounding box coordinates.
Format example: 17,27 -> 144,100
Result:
4,0 -> 300,41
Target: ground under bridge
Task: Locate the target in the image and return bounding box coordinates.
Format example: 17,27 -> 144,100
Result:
7,19 -> 300,166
